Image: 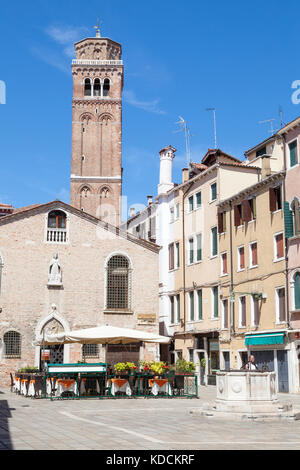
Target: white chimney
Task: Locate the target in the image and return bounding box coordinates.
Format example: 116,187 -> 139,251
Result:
129,207 -> 136,218
158,145 -> 176,195
147,195 -> 153,205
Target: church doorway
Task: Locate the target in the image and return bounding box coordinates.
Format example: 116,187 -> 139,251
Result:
40,317 -> 65,368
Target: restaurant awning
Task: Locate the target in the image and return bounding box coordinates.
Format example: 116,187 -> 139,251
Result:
245,331 -> 285,346
34,325 -> 171,346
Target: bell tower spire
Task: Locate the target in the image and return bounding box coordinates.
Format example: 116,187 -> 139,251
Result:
70,27 -> 123,225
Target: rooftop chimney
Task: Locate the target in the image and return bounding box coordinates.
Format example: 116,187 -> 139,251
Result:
261,155 -> 272,179
129,207 -> 136,218
158,145 -> 176,195
182,168 -> 189,184
147,195 -> 153,205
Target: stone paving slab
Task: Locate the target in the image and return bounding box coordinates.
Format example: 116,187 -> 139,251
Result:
1,386 -> 300,450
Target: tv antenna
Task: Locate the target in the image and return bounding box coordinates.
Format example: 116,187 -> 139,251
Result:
175,116 -> 192,167
278,106 -> 285,128
259,118 -> 275,135
206,108 -> 217,149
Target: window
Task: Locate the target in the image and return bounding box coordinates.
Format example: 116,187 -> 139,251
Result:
82,344 -> 99,358
175,242 -> 180,268
168,243 -> 174,270
251,296 -> 260,326
276,287 -> 286,323
106,255 -> 131,310
218,211 -> 226,233
222,299 -> 229,329
3,331 -> 21,358
196,234 -> 202,262
188,196 -> 194,212
189,349 -> 194,362
103,78 -> 110,97
239,296 -> 246,328
197,289 -> 203,320
189,291 -> 195,321
212,286 -> 219,318
238,246 -> 245,270
170,296 -> 175,324
84,78 -> 91,96
93,78 -> 101,96
274,232 -> 284,261
188,238 -> 194,264
175,203 -> 180,220
211,182 -> 217,201
234,203 -> 243,227
256,146 -> 266,158
250,242 -> 258,267
196,192 -> 202,208
211,226 -> 218,257
269,186 -> 282,212
47,210 -> 67,243
289,140 -> 298,167
221,252 -> 228,275
176,294 -> 181,323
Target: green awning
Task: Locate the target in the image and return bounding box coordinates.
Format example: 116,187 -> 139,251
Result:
245,332 -> 285,346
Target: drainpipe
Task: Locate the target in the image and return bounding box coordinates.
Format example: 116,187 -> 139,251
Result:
229,201 -> 235,339
181,180 -> 194,336
281,133 -> 291,329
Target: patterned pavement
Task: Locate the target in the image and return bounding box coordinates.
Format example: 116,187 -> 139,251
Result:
1,386 -> 300,450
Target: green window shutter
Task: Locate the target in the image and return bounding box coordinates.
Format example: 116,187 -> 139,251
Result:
211,183 -> 217,201
196,234 -> 202,261
176,295 -> 180,323
197,290 -> 203,320
295,273 -> 300,310
170,296 -> 174,324
284,201 -> 294,238
213,286 -> 218,318
289,141 -> 297,167
212,227 -> 218,256
190,292 -> 194,321
196,192 -> 202,208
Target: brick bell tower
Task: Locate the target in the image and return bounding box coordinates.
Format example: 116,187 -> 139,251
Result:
70,23 -> 123,225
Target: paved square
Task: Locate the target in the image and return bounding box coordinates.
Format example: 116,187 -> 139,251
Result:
1,386 -> 300,450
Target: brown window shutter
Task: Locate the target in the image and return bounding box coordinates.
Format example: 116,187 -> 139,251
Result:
222,253 -> 227,274
276,233 -> 284,259
218,212 -> 223,233
242,200 -> 251,223
240,247 -> 245,269
252,243 -> 258,265
234,205 -> 241,226
269,188 -> 276,212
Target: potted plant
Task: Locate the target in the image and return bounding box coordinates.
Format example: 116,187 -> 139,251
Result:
114,362 -> 136,375
175,359 -> 196,376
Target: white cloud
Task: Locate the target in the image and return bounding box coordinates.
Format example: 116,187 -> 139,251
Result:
45,25 -> 89,57
123,90 -> 166,115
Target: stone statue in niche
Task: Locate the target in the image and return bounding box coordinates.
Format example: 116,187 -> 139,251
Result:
48,253 -> 62,285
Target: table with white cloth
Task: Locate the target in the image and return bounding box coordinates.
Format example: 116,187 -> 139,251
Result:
20,379 -> 29,396
55,378 -> 78,397
149,378 -> 172,396
13,377 -> 21,394
109,378 -> 132,396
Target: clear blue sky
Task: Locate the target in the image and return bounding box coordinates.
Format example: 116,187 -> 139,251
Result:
1,0 -> 300,220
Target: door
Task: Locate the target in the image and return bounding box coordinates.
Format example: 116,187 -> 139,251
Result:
48,344 -> 64,364
223,351 -> 230,371
251,350 -> 274,372
277,350 -> 289,393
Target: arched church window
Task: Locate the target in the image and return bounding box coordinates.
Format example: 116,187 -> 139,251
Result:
81,186 -> 91,198
94,78 -> 101,97
103,78 -> 110,97
106,255 -> 131,310
100,187 -> 110,198
84,78 -> 92,96
4,331 -> 21,358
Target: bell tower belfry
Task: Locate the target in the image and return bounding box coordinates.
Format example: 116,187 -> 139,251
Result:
70,24 -> 123,225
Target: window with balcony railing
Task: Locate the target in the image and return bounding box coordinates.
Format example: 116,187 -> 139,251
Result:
47,210 -> 67,243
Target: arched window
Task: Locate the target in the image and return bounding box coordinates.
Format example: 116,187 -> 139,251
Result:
47,210 -> 67,243
4,331 -> 21,358
294,272 -> 300,310
84,78 -> 92,96
94,78 -> 101,97
103,78 -> 110,97
106,255 -> 131,310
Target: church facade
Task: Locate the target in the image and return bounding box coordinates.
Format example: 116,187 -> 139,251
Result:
0,29 -> 160,386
